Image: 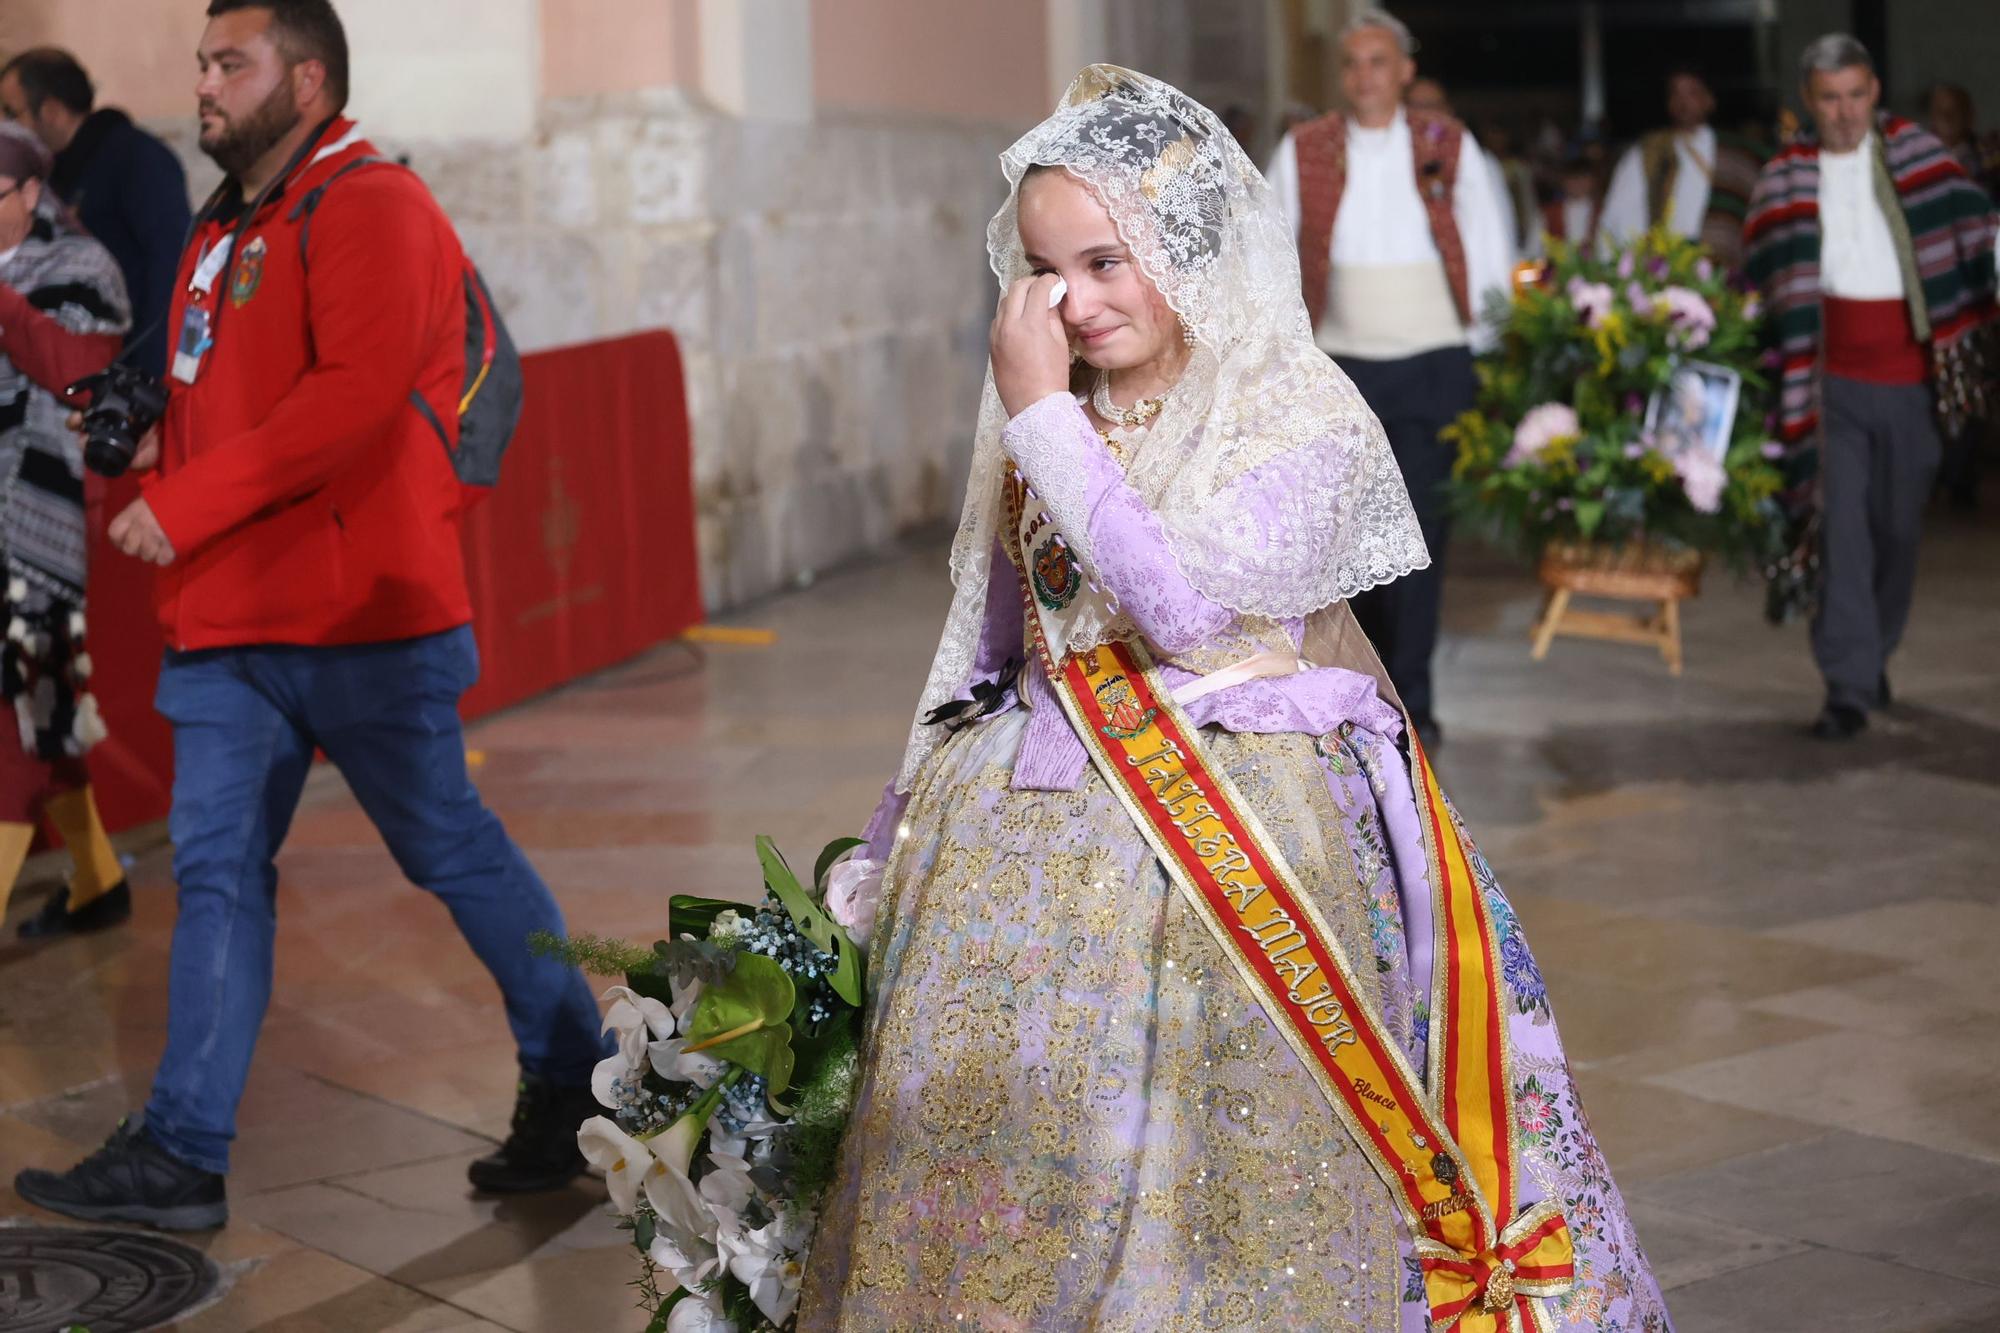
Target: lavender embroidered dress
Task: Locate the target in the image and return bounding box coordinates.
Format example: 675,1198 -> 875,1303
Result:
798,63 -> 1668,1332
798,396 -> 1672,1331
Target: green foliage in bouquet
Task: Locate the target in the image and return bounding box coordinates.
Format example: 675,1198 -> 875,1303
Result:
1444,228 -> 1786,566
531,834 -> 881,1332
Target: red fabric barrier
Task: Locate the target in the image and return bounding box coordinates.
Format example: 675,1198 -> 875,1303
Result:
83,472 -> 176,833
83,329 -> 703,832
458,330 -> 703,717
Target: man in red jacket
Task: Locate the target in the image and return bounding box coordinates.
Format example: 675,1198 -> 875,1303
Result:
14,0 -> 609,1231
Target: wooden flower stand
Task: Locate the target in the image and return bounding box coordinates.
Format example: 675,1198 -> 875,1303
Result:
1528,541 -> 1705,675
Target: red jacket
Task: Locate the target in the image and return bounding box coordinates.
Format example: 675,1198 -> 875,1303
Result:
144,119 -> 473,650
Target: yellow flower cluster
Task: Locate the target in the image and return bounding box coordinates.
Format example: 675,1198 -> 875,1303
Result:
1591,311 -> 1628,377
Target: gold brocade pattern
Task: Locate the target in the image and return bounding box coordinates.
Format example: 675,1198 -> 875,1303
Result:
799,712 -> 1403,1331
1160,614 -> 1299,676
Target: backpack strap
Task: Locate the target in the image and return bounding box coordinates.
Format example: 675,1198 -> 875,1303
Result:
408,388 -> 451,448
284,155 -> 455,447
287,155 -> 393,269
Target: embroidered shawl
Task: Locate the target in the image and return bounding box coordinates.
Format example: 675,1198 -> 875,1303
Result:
0,200 -> 129,755
1744,113 -> 1997,443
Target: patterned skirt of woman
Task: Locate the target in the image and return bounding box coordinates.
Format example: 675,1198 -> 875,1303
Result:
799,706 -> 1672,1332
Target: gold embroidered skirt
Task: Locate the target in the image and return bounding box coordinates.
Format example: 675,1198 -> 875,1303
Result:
799,709 -> 1670,1332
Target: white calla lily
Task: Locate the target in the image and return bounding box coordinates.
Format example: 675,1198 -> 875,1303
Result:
719,1212 -> 808,1327
639,1097 -> 726,1246
647,1035 -> 724,1089
632,1098 -> 732,1293
650,1100 -> 705,1175
669,972 -> 705,1029
664,1290 -> 735,1333
601,984 -> 675,1045
647,1223 -> 721,1292
576,1115 -> 654,1215
590,1049 -> 640,1112
697,1151 -> 756,1222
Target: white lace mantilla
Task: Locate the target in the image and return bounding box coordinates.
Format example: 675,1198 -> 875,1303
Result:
897,66 -> 1428,790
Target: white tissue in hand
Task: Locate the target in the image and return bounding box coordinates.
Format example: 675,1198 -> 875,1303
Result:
1048,277 -> 1067,307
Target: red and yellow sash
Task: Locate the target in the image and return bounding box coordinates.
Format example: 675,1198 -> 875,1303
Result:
1004,475 -> 1573,1330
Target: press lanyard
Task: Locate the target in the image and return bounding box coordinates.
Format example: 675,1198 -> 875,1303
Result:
170,117 -> 352,384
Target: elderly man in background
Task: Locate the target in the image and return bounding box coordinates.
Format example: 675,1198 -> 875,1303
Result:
1600,66 -> 1764,270
1,47 -> 191,377
1745,34 -> 1997,739
0,123 -> 132,937
1266,8 -> 1516,749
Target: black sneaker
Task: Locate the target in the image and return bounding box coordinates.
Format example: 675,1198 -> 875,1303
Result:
466,1071 -> 598,1193
1877,674 -> 1893,711
14,1118 -> 227,1230
1810,703 -> 1868,740
18,880 -> 132,939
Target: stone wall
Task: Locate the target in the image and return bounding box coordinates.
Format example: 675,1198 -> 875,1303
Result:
155,96 -> 1015,612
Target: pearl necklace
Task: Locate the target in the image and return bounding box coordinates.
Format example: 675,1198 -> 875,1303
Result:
1091,372 -> 1168,431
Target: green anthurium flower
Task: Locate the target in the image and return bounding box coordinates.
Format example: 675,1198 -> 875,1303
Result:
684,952 -> 799,1094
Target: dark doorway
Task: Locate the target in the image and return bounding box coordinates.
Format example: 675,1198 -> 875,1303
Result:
1392,0 -> 1786,150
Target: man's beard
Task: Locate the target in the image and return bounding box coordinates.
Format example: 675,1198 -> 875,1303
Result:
200,80 -> 302,181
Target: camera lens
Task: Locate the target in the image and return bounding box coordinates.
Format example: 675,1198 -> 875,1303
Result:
84,413 -> 137,478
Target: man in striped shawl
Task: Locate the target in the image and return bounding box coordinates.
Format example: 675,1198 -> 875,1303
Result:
1744,34 -> 1997,740
0,121 -> 133,935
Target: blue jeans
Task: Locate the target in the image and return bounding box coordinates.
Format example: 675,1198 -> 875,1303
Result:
143,626 -> 609,1174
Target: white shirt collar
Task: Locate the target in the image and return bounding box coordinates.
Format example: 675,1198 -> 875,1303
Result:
309,122 -> 365,167
1349,106 -> 1407,146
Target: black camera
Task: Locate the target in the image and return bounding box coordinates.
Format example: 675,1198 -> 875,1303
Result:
66,363 -> 170,478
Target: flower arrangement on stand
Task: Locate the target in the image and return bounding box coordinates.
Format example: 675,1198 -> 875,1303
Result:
1445,228 -> 1786,567
534,836 -> 886,1332
1445,229 -> 1791,670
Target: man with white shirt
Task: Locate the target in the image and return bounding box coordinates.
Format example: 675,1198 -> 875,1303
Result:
1599,68 -> 1763,269
1266,8 -> 1514,748
1745,34 -> 1997,740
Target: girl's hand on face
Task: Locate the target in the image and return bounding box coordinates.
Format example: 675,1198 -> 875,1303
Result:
991,272 -> 1072,418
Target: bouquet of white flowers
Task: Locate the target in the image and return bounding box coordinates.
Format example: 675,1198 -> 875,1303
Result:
534,836 -> 885,1332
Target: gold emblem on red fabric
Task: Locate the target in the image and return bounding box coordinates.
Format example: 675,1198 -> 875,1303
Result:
229,236 -> 267,308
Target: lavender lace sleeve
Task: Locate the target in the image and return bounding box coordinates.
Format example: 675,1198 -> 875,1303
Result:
988,392 -> 1404,794
1001,393 -> 1231,653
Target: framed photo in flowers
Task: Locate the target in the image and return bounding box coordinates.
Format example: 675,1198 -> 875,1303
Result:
1444,229 -> 1784,567
1644,360 -> 1741,464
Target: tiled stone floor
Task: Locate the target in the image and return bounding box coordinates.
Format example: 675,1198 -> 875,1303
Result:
3,507 -> 1997,1331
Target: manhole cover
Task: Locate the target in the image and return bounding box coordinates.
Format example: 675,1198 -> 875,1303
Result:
0,1228 -> 218,1333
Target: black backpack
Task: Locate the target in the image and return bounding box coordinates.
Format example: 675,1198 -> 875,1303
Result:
289,157 -> 522,493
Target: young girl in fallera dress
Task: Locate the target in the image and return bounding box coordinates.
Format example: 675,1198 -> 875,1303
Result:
798,68 -> 1672,1333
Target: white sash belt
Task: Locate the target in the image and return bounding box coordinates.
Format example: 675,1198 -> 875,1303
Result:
1169,650 -> 1312,705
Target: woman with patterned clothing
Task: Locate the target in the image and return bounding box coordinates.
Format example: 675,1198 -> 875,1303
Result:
798,69 -> 1669,1332
0,121 -> 132,938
